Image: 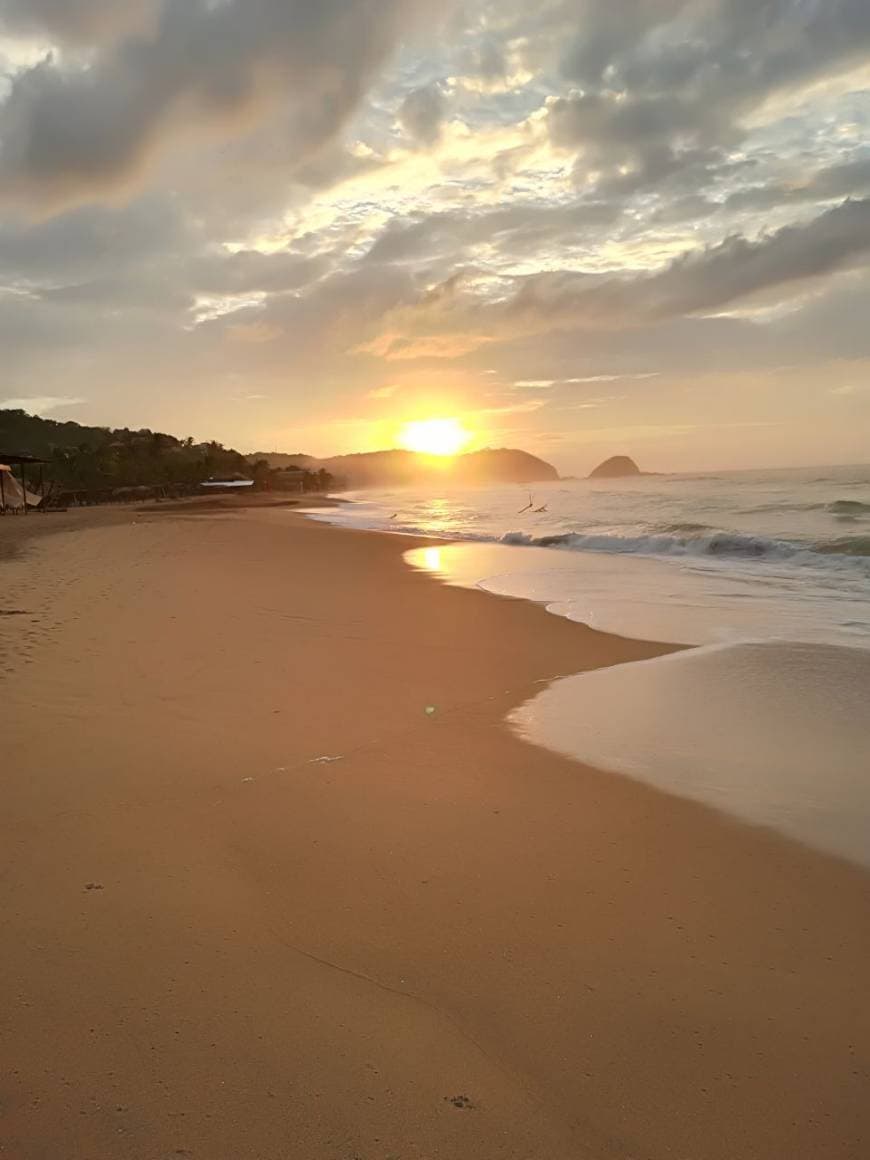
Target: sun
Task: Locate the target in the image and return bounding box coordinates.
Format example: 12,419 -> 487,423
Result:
398,418 -> 472,457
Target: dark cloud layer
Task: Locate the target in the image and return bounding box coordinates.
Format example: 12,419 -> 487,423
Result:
535,0 -> 870,201
0,0 -> 158,43
500,198 -> 870,333
513,196 -> 870,326
365,200 -> 619,267
641,198 -> 870,318
366,198 -> 870,356
556,0 -> 870,100
724,157 -> 870,214
399,83 -> 448,146
0,0 -> 430,207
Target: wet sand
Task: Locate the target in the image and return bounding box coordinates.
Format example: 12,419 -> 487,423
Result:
1,504 -> 868,1159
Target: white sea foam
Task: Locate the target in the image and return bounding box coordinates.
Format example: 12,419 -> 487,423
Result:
498,526 -> 870,566
403,542 -> 870,647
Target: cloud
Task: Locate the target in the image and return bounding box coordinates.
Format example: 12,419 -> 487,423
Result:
724,156 -> 870,214
360,198 -> 870,360
533,0 -> 870,203
460,35 -> 507,84
474,397 -> 546,417
506,198 -> 870,328
515,373 -> 659,387
0,196 -> 189,282
398,82 -> 448,146
363,199 -> 619,271
358,331 -> 489,361
830,383 -> 869,397
556,0 -> 870,110
564,373 -> 660,384
547,89 -> 730,195
0,394 -> 85,413
0,0 -> 435,209
225,322 -> 282,344
638,197 -> 870,318
192,249 -> 330,296
0,0 -> 158,43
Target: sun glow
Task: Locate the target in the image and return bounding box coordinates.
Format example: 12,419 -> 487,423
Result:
398,417 -> 472,456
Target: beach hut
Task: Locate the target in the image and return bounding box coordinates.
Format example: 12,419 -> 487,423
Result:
0,453 -> 48,513
200,477 -> 255,490
274,467 -> 307,493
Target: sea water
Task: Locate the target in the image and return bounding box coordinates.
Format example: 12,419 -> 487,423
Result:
510,641 -> 870,868
306,465 -> 870,865
308,464 -> 870,648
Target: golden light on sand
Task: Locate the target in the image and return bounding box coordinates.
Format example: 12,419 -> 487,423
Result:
398,417 -> 472,456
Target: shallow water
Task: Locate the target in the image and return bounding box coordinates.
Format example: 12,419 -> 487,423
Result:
509,642 -> 870,869
404,541 -> 870,647
309,464 -> 870,649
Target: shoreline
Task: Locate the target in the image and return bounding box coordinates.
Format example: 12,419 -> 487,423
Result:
306,475 -> 870,651
2,504 -> 869,1158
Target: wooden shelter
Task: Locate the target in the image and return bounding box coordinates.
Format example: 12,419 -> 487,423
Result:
0,452 -> 49,514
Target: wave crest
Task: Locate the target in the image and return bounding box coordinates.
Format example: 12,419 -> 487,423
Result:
827,499 -> 870,515
499,527 -> 870,566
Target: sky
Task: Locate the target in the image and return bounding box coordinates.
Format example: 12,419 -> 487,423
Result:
0,0 -> 869,474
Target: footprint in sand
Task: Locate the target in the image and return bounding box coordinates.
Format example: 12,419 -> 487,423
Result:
445,1094 -> 476,1110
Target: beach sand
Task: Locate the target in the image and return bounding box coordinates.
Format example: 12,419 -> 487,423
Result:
1,504 -> 868,1159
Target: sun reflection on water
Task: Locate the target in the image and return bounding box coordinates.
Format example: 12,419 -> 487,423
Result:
420,546 -> 443,573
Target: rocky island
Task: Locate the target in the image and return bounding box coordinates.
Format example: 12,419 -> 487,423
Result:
588,455 -> 642,479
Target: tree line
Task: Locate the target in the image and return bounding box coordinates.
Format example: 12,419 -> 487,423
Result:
0,409 -> 337,497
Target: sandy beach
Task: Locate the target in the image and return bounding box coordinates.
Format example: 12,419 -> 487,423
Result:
2,503 -> 869,1159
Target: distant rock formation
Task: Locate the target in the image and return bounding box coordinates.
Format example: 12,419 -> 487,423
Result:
451,448 -> 559,485
251,447 -> 559,488
588,455 -> 641,479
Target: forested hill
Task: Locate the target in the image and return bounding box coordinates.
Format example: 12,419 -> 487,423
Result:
251,447 -> 559,486
2,408 -> 560,493
0,408 -> 250,490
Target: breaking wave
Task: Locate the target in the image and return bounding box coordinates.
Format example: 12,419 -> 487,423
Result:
827,499 -> 870,515
740,498 -> 870,515
498,527 -> 870,567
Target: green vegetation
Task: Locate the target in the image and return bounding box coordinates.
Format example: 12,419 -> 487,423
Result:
0,408 -> 251,492
250,460 -> 336,493
0,409 -> 339,501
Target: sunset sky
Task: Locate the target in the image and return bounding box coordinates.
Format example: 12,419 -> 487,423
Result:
1,0 -> 869,473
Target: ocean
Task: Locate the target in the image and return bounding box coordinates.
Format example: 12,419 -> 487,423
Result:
309,464 -> 870,648
305,464 -> 870,867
